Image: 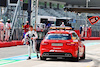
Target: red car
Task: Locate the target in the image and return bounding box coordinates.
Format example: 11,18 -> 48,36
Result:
40,30 -> 85,61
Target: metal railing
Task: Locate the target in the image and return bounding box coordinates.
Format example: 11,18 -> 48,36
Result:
10,0 -> 21,40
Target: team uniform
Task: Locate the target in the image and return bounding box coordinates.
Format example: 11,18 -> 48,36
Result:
60,22 -> 65,27
5,22 -> 11,41
24,30 -> 39,59
60,24 -> 65,27
0,22 -> 4,41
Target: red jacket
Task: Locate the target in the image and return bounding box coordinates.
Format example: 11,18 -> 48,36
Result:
23,24 -> 29,33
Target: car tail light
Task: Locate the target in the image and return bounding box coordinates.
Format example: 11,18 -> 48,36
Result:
67,42 -> 75,46
41,42 -> 49,45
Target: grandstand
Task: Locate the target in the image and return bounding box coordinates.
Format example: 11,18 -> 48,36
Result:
38,1 -> 100,32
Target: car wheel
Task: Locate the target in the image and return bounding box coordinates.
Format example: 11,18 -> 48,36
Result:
80,49 -> 85,59
74,50 -> 79,62
40,57 -> 46,60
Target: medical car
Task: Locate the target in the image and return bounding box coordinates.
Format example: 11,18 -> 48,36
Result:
40,27 -> 85,61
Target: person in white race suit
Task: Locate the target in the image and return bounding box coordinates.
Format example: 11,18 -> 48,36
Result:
23,25 -> 39,60
5,19 -> 11,41
0,19 -> 4,41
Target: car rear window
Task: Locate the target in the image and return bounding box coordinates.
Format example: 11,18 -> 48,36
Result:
45,34 -> 71,40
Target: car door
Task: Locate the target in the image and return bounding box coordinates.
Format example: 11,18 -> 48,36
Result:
72,32 -> 83,56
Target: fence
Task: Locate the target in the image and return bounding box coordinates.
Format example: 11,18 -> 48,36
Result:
71,19 -> 100,37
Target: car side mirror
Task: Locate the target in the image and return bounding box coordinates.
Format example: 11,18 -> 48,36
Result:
80,39 -> 85,41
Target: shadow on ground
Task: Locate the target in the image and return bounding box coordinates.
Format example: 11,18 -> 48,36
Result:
43,58 -> 93,63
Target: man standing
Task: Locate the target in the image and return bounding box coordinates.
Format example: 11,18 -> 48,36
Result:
81,25 -> 85,37
36,26 -> 42,39
5,19 -> 11,41
46,22 -> 51,28
0,19 -> 4,42
23,25 -> 39,60
88,26 -> 92,38
79,25 -> 83,38
60,22 -> 65,27
23,21 -> 29,37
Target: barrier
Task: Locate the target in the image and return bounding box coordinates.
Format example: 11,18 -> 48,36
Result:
11,41 -> 17,46
0,40 -> 23,48
0,42 -> 11,47
0,42 -> 5,47
16,41 -> 23,45
83,37 -> 100,40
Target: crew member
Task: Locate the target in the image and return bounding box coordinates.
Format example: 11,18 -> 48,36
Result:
60,22 -> 65,27
23,21 -> 29,37
88,26 -> 92,38
0,19 -> 4,42
22,25 -> 39,60
36,26 -> 42,39
46,22 -> 51,28
81,25 -> 85,37
5,19 -> 11,41
79,25 -> 83,38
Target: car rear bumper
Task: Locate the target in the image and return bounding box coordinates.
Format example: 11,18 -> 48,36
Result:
40,48 -> 78,58
41,52 -> 73,58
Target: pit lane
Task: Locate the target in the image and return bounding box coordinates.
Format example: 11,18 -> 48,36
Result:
0,40 -> 100,67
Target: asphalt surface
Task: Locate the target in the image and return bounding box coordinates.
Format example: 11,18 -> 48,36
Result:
0,40 -> 100,67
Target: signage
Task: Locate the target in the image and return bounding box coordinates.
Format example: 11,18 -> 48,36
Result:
88,16 -> 100,25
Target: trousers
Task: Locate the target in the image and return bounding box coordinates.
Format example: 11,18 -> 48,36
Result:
5,30 -> 10,41
0,30 -> 4,41
28,40 -> 38,57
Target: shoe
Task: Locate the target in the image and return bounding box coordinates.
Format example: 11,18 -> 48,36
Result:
37,54 -> 39,59
33,51 -> 35,53
27,57 -> 31,60
6,40 -> 8,42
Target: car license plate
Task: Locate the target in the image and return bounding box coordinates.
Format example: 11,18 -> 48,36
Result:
52,43 -> 63,46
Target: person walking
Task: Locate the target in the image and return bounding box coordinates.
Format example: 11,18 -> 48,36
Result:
5,19 -> 11,41
0,19 -> 4,42
22,25 -> 39,60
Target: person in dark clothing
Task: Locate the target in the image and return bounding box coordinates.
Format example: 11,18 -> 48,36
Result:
79,25 -> 83,38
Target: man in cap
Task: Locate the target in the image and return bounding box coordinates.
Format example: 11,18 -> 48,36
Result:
0,19 -> 4,42
5,19 -> 11,41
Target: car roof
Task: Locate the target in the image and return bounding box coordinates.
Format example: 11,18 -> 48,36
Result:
48,30 -> 75,34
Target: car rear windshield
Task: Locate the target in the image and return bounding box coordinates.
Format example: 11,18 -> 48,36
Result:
45,34 -> 71,40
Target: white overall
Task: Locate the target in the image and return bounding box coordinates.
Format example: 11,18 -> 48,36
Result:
25,30 -> 38,57
5,22 -> 11,41
0,22 -> 4,41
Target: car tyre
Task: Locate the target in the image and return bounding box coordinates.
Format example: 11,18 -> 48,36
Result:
73,50 -> 79,62
80,49 -> 85,59
40,57 -> 46,60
